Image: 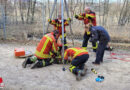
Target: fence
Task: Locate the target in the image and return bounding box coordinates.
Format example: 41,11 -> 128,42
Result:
0,0 -> 130,45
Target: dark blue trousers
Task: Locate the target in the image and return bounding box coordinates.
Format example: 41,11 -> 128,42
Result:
71,54 -> 89,74
82,33 -> 97,51
95,41 -> 108,63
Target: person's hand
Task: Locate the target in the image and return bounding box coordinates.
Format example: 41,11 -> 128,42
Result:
75,15 -> 78,19
51,51 -> 57,58
67,18 -> 71,21
48,19 -> 51,23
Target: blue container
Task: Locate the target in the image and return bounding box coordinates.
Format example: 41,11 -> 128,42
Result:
96,77 -> 104,82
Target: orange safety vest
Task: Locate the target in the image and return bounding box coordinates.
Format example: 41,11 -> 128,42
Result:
35,33 -> 58,59
64,47 -> 88,61
77,11 -> 96,26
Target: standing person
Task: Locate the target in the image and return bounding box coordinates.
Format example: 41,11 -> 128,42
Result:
85,24 -> 110,65
75,7 -> 97,52
48,15 -> 71,50
22,30 -> 60,69
64,47 -> 89,81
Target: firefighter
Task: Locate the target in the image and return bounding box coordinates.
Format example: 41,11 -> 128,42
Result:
85,24 -> 110,65
22,30 -> 60,69
75,7 -> 97,52
64,47 -> 89,81
48,14 -> 71,50
75,7 -> 96,26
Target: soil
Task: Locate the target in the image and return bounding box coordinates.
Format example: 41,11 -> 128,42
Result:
0,40 -> 130,90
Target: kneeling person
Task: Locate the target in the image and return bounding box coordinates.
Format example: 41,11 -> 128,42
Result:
22,30 -> 59,69
64,47 -> 89,81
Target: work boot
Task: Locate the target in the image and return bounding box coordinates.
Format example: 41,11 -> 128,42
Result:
92,62 -> 100,65
76,70 -> 84,81
81,66 -> 88,76
22,58 -> 33,68
31,61 -> 43,69
100,60 -> 103,63
109,46 -> 113,51
105,46 -> 113,51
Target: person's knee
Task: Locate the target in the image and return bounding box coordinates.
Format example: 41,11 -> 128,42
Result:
69,65 -> 76,72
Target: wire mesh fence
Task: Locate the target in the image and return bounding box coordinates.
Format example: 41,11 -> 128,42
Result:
0,0 -> 130,45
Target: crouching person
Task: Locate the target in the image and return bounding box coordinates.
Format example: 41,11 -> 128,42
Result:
22,30 -> 59,69
64,47 -> 89,81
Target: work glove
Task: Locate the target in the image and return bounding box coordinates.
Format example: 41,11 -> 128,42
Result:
51,51 -> 57,58
67,18 -> 72,21
74,15 -> 78,19
85,14 -> 89,18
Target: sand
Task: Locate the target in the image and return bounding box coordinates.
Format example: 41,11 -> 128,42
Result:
0,42 -> 130,90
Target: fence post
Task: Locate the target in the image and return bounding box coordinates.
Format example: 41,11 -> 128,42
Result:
1,5 -> 6,39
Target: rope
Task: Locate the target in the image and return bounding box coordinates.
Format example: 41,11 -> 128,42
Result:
107,51 -> 130,62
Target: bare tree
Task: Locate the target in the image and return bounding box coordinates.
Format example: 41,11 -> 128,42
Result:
19,0 -> 24,24
14,0 -> 18,24
26,0 -> 31,23
31,0 -> 37,23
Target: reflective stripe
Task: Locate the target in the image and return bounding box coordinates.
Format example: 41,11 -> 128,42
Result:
52,43 -> 56,52
64,51 -> 67,59
70,48 -> 88,59
42,60 -> 46,66
64,48 -> 88,61
69,65 -> 76,72
48,19 -> 51,22
56,24 -> 62,27
35,51 -> 51,58
50,52 -> 53,56
56,55 -> 61,58
50,59 -> 53,63
64,21 -> 69,25
78,15 -> 84,18
39,39 -> 49,53
35,38 -> 51,58
60,33 -> 66,38
86,31 -> 91,35
92,42 -> 98,49
44,35 -> 53,42
64,44 -> 68,46
30,56 -> 37,62
82,47 -> 87,50
67,18 -> 71,21
52,21 -> 56,24
86,14 -> 95,18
